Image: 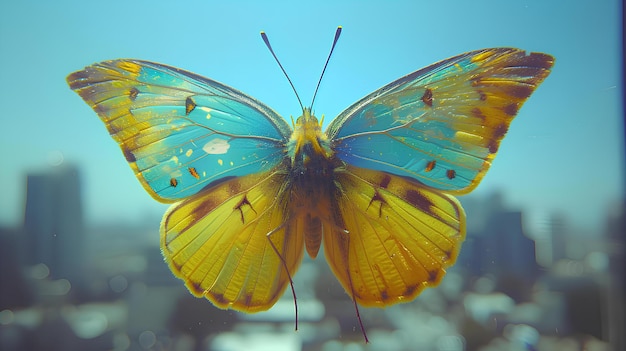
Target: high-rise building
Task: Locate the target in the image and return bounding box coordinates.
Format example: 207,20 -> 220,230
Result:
458,193 -> 538,281
533,212 -> 568,267
0,226 -> 33,309
22,165 -> 85,290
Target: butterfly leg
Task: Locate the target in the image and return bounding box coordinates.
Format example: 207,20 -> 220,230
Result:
329,218 -> 370,343
265,219 -> 299,330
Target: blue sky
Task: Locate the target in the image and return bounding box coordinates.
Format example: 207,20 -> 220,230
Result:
0,0 -> 622,235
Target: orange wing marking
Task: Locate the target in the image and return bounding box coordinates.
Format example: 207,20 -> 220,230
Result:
188,167 -> 200,179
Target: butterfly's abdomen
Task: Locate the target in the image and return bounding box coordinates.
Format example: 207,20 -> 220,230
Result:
287,108 -> 337,258
288,159 -> 337,259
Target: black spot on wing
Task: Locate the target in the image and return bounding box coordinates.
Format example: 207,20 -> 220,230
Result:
367,190 -> 387,218
379,174 -> 391,189
502,103 -> 519,116
234,195 -> 256,223
123,149 -> 136,163
129,87 -> 139,100
425,160 -> 436,172
188,167 -> 200,179
421,88 -> 433,107
404,189 -> 433,213
185,97 -> 197,115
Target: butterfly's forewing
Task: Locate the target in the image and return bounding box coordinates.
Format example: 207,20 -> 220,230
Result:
327,48 -> 554,194
325,165 -> 465,306
161,167 -> 304,312
67,60 -> 292,202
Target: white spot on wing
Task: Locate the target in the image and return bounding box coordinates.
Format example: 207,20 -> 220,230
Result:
203,138 -> 230,154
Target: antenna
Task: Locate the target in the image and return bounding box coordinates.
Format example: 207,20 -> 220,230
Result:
310,26 -> 342,109
261,31 -> 304,111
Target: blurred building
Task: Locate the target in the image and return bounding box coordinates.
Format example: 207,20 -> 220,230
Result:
0,226 -> 33,310
533,213 -> 569,268
454,193 -> 539,303
605,200 -> 624,351
21,165 -> 86,294
459,193 -> 538,287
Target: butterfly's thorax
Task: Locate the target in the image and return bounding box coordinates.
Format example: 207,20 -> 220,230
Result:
286,108 -> 338,258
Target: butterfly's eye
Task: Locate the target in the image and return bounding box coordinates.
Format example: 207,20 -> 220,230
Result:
294,115 -> 305,126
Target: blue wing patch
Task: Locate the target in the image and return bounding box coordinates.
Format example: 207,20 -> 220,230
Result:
327,48 -> 553,194
67,60 -> 292,202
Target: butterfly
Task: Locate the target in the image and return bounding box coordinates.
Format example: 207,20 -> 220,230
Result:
67,27 -> 553,340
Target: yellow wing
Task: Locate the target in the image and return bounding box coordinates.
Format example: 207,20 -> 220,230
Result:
161,169 -> 304,312
325,165 -> 465,306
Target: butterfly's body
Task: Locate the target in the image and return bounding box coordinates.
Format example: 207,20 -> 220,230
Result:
67,46 -> 553,327
286,108 -> 336,258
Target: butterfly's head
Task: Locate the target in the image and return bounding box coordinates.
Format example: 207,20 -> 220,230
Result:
287,108 -> 333,165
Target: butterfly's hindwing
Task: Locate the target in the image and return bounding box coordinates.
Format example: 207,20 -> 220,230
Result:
161,168 -> 304,312
325,165 -> 465,306
67,60 -> 292,202
327,48 -> 554,194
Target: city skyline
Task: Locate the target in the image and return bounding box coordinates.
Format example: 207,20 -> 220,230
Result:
1,161 -> 620,350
